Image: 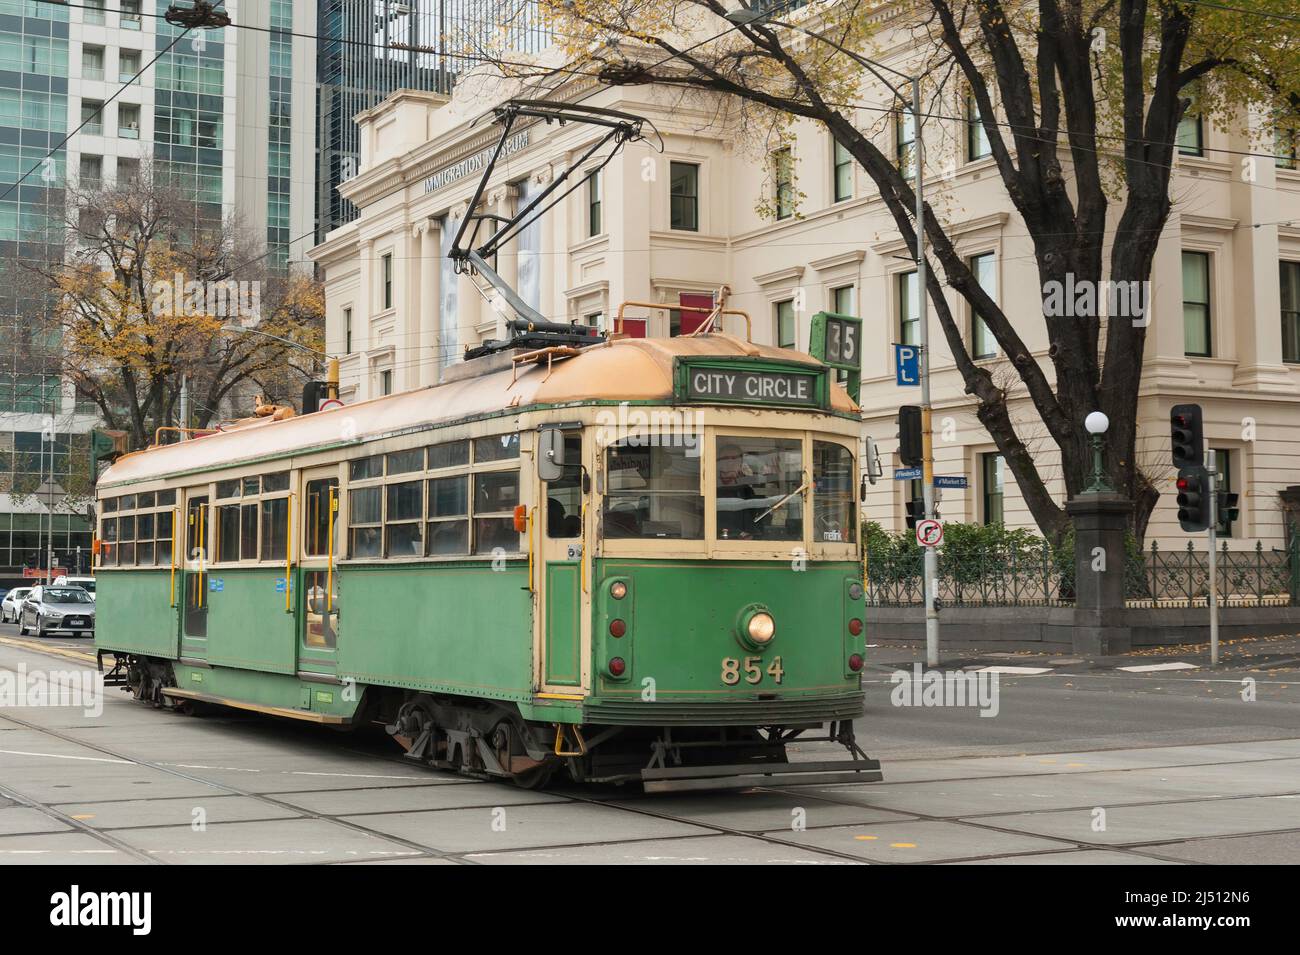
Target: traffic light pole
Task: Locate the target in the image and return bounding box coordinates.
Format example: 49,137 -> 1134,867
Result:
913,79 -> 940,668
1207,463 -> 1219,666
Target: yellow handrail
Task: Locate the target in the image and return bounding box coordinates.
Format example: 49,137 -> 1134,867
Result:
285,493 -> 295,613
197,503 -> 207,609
326,485 -> 336,612
613,299 -> 753,342
169,508 -> 179,607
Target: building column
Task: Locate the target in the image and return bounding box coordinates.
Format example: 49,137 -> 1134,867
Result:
534,166 -> 556,322
490,184 -> 518,339
1229,104 -> 1293,390
418,218 -> 441,387
356,237 -> 374,400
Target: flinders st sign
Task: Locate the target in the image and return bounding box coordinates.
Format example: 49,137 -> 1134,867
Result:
423,130 -> 531,194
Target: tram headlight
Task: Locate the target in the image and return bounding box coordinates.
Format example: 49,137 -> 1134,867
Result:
747,612 -> 776,644
610,581 -> 627,600
736,606 -> 776,650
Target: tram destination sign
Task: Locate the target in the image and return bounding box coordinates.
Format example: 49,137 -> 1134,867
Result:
676,359 -> 827,409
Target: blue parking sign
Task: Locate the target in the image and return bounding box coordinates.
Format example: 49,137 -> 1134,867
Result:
895,344 -> 920,386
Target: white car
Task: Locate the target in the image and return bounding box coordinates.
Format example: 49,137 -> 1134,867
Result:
53,575 -> 96,599
1,587 -> 31,623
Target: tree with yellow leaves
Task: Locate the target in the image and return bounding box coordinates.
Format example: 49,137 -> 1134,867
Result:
35,164 -> 324,451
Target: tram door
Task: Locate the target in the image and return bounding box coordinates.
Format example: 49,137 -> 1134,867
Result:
182,493 -> 209,643
539,432 -> 584,687
297,468 -> 340,671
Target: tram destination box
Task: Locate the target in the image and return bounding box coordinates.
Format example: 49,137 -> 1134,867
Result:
675,358 -> 828,410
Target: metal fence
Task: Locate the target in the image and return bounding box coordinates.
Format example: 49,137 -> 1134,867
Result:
866,534 -> 1300,609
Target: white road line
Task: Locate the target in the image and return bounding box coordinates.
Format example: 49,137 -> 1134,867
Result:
973,666 -> 1055,675
0,749 -> 133,764
1116,662 -> 1201,673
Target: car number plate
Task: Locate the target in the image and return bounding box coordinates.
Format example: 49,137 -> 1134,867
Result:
67,618 -> 84,626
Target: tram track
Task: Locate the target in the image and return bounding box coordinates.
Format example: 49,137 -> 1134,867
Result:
3,641 -> 1298,864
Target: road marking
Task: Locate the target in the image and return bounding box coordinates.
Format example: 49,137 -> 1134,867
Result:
1117,662 -> 1200,673
0,749 -> 132,764
974,665 -> 1055,675
0,635 -> 98,664
890,842 -> 917,848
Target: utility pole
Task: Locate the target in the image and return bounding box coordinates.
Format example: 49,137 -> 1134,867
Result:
912,80 -> 940,668
1207,460 -> 1219,666
178,374 -> 189,442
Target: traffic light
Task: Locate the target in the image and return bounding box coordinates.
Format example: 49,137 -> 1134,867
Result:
1170,403 -> 1203,468
1175,466 -> 1209,532
898,405 -> 923,467
1218,491 -> 1240,525
905,497 -> 926,530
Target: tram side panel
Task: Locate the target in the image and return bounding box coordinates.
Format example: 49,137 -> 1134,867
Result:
337,561 -> 535,702
204,567 -> 297,674
96,570 -> 181,659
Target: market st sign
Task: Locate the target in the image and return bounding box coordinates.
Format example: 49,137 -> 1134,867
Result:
422,131 -> 530,194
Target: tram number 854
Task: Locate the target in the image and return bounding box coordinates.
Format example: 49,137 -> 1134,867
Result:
721,656 -> 785,686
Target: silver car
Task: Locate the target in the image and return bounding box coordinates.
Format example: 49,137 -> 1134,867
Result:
1,586 -> 31,623
19,585 -> 96,638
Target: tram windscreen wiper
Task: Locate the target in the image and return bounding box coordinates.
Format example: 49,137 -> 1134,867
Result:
752,479 -> 810,525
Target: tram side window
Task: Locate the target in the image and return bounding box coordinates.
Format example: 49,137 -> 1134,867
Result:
350,455 -> 382,481
427,475 -> 468,555
427,439 -> 468,469
136,512 -> 156,565
240,504 -> 258,560
715,437 -> 804,542
473,469 -> 520,553
385,480 -> 423,556
603,442 -> 704,539
118,514 -> 136,565
546,433 -> 583,538
474,432 -> 519,463
260,496 -> 289,561
217,505 -> 241,562
157,510 -> 174,562
303,479 -> 339,556
813,441 -> 856,544
100,516 -> 118,567
349,486 -> 382,558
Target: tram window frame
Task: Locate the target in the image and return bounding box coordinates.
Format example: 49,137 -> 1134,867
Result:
204,471 -> 294,565
303,478 -> 339,557
385,478 -> 424,557
602,440 -> 705,541
812,440 -> 857,545
342,433 -> 523,561
545,433 -> 584,539
96,490 -> 179,569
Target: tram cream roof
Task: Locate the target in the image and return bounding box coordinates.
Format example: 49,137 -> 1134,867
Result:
99,333 -> 857,489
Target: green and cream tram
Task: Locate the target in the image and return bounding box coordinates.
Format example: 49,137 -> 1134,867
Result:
94,327 -> 878,791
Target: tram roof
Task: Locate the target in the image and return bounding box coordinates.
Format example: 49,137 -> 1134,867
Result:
99,333 -> 858,489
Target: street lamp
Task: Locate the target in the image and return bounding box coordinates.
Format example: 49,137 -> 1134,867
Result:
724,5 -> 941,664
1083,411 -> 1112,493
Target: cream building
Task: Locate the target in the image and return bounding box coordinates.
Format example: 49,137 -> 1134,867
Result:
309,65 -> 1300,552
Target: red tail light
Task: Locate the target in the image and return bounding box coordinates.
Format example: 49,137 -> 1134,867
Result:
608,657 -> 626,677
848,618 -> 863,636
848,654 -> 864,672
609,618 -> 626,637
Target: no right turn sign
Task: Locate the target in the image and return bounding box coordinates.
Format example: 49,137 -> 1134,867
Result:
916,518 -> 943,548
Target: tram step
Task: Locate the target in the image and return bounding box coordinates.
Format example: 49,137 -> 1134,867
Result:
641,758 -> 882,794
